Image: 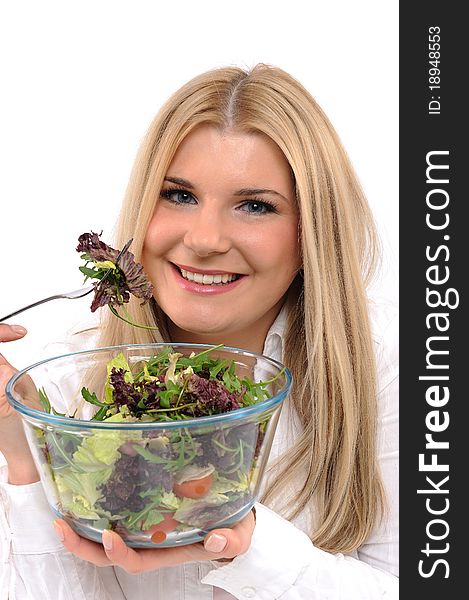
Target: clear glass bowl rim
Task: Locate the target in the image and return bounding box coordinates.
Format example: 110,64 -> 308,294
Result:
6,342 -> 292,430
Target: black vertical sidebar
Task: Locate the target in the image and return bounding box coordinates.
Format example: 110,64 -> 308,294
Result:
400,2 -> 466,596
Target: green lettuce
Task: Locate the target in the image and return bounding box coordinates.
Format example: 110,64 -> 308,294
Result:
72,413 -> 142,469
173,474 -> 248,525
159,491 -> 181,511
55,468 -> 113,520
105,352 -> 133,404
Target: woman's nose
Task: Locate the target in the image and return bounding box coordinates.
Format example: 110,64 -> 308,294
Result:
183,206 -> 231,257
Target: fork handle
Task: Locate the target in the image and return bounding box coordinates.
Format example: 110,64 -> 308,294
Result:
0,237 -> 134,323
0,295 -> 64,323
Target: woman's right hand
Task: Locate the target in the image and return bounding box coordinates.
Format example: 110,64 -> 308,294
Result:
0,324 -> 39,484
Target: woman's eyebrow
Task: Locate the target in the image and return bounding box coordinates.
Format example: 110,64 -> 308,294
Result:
234,188 -> 288,201
164,176 -> 194,188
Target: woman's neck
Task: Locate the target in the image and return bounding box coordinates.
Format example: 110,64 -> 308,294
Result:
167,325 -> 264,355
166,304 -> 284,355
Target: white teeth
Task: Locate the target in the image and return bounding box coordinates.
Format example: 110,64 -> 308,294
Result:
179,268 -> 238,285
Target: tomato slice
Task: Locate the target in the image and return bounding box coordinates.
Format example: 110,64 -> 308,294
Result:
173,473 -> 214,499
143,512 -> 180,544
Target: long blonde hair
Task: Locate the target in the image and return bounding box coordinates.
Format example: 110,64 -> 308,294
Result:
96,64 -> 384,553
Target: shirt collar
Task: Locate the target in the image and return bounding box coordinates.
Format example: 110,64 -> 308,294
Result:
262,303 -> 288,362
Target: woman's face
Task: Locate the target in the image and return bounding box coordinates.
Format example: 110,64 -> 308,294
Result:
142,125 -> 301,352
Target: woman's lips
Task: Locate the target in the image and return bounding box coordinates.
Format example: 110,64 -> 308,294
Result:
170,263 -> 245,294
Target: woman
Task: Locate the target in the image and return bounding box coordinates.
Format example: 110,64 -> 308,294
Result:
0,64 -> 398,598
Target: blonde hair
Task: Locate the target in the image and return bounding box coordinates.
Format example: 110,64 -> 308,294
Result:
96,64 -> 385,553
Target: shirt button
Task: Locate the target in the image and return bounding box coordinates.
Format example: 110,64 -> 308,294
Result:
241,587 -> 256,598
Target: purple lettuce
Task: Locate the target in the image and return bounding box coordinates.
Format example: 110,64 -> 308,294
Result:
77,232 -> 154,313
187,374 -> 242,416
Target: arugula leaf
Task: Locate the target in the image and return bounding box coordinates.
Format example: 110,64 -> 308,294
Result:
81,387 -> 107,408
79,265 -> 101,280
39,387 -> 51,412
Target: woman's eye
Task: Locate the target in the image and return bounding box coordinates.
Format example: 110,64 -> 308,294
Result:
161,189 -> 196,205
239,200 -> 277,215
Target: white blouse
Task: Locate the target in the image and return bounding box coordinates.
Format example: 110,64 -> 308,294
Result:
0,297 -> 399,599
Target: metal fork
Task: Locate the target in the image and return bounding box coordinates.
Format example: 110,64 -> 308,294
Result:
0,238 -> 133,323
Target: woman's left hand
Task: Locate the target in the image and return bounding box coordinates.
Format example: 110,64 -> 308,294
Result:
53,510 -> 255,573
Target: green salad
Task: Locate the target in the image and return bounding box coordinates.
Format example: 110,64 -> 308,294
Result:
36,345 -> 282,543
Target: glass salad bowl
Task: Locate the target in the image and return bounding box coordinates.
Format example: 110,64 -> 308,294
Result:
6,343 -> 291,548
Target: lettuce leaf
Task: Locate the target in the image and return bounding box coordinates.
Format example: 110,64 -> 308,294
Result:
55,467 -> 113,519
73,432 -> 122,468
159,491 -> 181,511
141,510 -> 165,530
173,474 -> 248,525
105,352 -> 133,404
72,414 -> 141,469
212,473 -> 250,493
174,491 -> 229,523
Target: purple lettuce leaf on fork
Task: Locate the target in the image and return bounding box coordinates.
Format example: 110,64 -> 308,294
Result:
77,232 -> 156,329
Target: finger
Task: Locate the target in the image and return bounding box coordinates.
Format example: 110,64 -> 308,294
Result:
204,510 -> 255,559
0,324 -> 27,344
0,357 -> 41,414
101,530 -> 209,574
101,530 -> 183,573
0,360 -> 17,414
0,363 -> 16,387
0,345 -> 18,383
101,530 -> 148,574
54,519 -> 112,567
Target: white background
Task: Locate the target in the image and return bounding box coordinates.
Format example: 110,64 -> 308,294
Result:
0,0 -> 398,369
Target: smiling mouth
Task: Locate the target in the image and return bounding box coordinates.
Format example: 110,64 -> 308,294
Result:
177,267 -> 242,285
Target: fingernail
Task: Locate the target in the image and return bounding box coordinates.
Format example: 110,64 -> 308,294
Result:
53,521 -> 64,542
11,325 -> 27,335
205,534 -> 227,553
102,529 -> 113,551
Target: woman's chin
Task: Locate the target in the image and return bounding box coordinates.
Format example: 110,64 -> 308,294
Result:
167,317 -> 230,343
